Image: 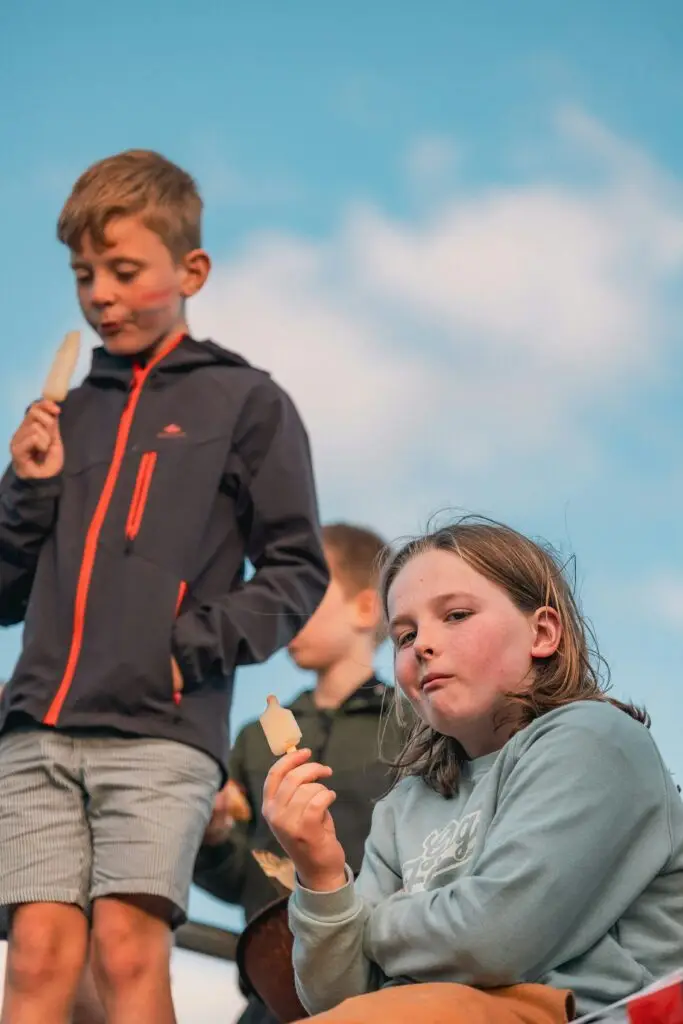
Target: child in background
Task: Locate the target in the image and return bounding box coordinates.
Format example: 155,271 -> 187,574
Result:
263,517 -> 683,1024
194,523 -> 402,1024
0,149 -> 327,1024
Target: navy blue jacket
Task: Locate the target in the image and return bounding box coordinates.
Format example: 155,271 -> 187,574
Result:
0,333 -> 328,769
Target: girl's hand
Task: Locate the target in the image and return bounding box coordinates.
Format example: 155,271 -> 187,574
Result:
262,748 -> 347,892
11,400 -> 64,480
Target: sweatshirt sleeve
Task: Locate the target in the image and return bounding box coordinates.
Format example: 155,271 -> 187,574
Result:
0,467 -> 60,626
288,797 -> 404,1015
192,728 -> 253,905
365,705 -> 675,989
172,380 -> 329,682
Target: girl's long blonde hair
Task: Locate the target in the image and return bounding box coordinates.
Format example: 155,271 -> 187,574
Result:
380,516 -> 648,797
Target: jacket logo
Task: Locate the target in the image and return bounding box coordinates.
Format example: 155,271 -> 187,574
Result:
157,423 -> 186,438
402,812 -> 480,892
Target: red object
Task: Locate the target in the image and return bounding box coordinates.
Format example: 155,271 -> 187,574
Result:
628,981 -> 683,1024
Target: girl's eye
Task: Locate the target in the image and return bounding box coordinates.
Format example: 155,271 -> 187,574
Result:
394,630 -> 415,649
445,610 -> 470,623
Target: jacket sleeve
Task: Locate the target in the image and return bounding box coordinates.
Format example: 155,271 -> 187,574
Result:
0,467 -> 60,626
172,380 -> 328,682
364,706 -> 676,989
193,727 -> 253,906
287,797 -> 403,1015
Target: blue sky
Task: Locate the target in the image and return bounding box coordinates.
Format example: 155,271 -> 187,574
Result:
2,1 -> 682,939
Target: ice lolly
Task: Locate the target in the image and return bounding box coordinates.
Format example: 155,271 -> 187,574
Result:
251,850 -> 296,892
42,331 -> 81,402
259,694 -> 302,756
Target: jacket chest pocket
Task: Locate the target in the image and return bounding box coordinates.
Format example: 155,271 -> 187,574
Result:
122,432 -> 235,574
125,451 -> 157,546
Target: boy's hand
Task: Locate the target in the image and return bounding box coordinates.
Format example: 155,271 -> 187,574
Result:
262,749 -> 347,893
203,780 -> 251,845
203,782 -> 236,845
11,400 -> 64,479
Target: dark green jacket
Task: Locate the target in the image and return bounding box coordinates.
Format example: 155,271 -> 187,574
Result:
193,676 -> 402,922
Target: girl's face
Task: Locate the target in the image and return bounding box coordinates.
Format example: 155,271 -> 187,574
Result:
387,548 -> 561,758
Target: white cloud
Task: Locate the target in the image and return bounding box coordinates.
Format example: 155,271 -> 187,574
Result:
405,135 -> 460,189
15,108 -> 681,537
192,107 -> 683,532
642,574 -> 683,630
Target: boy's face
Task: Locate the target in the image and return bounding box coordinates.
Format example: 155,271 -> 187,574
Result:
287,547 -> 379,673
70,215 -> 210,358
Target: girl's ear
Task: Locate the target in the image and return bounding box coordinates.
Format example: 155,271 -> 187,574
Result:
530,606 -> 562,659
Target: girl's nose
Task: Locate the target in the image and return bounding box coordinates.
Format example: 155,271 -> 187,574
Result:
413,637 -> 435,659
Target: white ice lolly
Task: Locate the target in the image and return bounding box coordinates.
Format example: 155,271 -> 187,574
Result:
42,331 -> 81,402
259,694 -> 302,756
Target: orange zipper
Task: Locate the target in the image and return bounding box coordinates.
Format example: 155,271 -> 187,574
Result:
43,329 -> 186,727
173,581 -> 188,706
125,452 -> 157,543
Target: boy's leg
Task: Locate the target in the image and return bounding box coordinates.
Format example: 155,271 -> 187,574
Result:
0,729 -> 92,1024
3,904 -> 89,1023
91,895 -> 174,1024
85,735 -> 220,1024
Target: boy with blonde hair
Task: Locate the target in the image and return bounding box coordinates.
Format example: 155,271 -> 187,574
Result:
0,150 -> 327,1024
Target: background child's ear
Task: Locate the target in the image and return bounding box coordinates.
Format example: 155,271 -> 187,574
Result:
530,607 -> 562,659
353,588 -> 382,634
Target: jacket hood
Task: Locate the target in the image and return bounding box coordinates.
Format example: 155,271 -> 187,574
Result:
86,335 -> 258,387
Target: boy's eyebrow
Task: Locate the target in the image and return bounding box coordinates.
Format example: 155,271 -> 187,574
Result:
107,255 -> 145,265
69,255 -> 145,270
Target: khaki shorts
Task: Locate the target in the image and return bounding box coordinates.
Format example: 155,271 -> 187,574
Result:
0,727 -> 221,927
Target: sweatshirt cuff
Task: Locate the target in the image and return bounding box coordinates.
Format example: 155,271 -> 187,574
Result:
293,865 -> 356,919
7,471 -> 62,500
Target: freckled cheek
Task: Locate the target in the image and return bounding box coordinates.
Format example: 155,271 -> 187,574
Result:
394,650 -> 419,695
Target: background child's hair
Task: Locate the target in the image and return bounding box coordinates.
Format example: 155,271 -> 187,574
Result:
322,522 -> 387,597
57,149 -> 202,260
380,515 -> 649,797
323,523 -> 388,645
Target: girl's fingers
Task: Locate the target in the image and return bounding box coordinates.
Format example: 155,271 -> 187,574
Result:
267,781 -> 330,831
263,748 -> 312,803
302,788 -> 337,823
275,762 -> 333,807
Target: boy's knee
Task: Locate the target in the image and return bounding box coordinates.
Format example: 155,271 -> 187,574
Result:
91,896 -> 172,989
8,906 -> 86,994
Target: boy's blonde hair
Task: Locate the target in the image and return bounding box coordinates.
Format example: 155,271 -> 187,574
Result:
380,515 -> 649,797
57,149 -> 202,260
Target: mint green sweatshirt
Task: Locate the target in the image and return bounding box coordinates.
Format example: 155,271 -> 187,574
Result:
289,701 -> 683,1017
